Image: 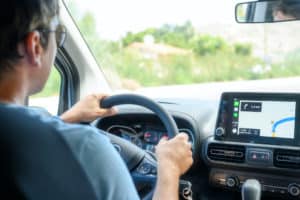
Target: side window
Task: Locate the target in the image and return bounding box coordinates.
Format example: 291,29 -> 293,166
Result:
29,67 -> 61,115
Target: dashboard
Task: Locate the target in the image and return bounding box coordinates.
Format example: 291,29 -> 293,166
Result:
95,93 -> 300,200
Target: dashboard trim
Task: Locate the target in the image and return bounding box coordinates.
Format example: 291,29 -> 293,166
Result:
203,136 -> 300,176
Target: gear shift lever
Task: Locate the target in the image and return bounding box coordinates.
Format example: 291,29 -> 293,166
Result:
242,179 -> 261,200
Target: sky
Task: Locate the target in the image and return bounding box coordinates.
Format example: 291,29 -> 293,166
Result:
64,0 -> 242,40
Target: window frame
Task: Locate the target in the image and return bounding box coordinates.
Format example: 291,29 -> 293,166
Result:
55,47 -> 80,115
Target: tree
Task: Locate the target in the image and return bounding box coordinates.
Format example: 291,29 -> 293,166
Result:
121,21 -> 195,49
78,12 -> 97,38
193,35 -> 227,56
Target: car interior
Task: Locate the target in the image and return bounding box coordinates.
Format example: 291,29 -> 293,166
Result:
2,0 -> 300,200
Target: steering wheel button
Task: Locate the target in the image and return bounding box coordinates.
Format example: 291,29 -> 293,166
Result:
138,163 -> 152,174
144,132 -> 151,138
151,167 -> 157,174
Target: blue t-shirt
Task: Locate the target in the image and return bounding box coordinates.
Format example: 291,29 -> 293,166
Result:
3,104 -> 140,200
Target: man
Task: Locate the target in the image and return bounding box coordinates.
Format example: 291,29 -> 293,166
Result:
0,0 -> 193,199
273,0 -> 300,21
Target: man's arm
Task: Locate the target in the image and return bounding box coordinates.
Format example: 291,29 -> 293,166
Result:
153,169 -> 180,200
153,133 -> 193,200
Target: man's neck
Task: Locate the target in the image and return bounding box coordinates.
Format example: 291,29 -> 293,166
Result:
0,71 -> 28,105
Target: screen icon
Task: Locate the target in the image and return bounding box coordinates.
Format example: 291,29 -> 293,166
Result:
243,103 -> 248,110
240,102 -> 262,112
233,112 -> 238,118
234,100 -> 240,107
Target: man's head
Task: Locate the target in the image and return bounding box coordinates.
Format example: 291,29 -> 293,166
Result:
0,0 -> 63,96
273,0 -> 300,21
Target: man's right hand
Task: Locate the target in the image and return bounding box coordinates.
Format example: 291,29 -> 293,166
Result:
153,133 -> 193,200
155,133 -> 193,177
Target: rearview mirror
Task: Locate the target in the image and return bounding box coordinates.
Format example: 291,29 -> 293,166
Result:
235,0 -> 300,23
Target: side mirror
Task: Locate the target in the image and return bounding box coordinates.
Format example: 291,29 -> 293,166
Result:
235,0 -> 300,23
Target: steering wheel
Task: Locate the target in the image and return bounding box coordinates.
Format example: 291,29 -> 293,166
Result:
100,94 -> 179,199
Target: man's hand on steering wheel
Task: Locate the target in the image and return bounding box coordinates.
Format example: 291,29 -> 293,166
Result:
60,93 -> 117,123
153,133 -> 193,200
156,133 -> 193,177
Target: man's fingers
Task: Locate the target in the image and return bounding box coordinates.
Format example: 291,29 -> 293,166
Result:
111,107 -> 118,114
175,132 -> 193,151
176,132 -> 189,141
106,107 -> 118,116
158,136 -> 168,144
187,156 -> 194,165
96,93 -> 109,100
186,142 -> 192,149
98,107 -> 118,117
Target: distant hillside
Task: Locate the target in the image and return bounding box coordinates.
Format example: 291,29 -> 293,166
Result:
127,42 -> 190,58
196,22 -> 300,62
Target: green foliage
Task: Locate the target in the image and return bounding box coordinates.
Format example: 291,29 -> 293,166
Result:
192,35 -> 227,56
122,32 -> 141,47
264,49 -> 300,78
101,49 -> 262,87
77,12 -> 121,55
122,28 -> 156,47
234,43 -> 252,56
154,22 -> 195,49
122,21 -> 195,49
78,12 -> 97,38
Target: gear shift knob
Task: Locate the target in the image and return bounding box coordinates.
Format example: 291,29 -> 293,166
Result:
242,179 -> 261,200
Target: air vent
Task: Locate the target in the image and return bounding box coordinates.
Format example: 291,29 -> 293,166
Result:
207,143 -> 245,163
274,149 -> 300,169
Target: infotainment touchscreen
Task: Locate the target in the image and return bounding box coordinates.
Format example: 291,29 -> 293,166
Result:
215,92 -> 300,146
235,100 -> 295,139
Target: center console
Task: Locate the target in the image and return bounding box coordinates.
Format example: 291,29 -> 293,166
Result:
203,92 -> 300,199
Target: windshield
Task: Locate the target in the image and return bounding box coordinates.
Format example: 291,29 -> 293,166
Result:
65,0 -> 300,91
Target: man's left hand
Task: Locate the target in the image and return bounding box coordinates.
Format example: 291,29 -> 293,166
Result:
60,94 -> 117,123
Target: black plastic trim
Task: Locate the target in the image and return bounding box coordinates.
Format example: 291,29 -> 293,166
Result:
203,136 -> 300,177
55,47 -> 80,115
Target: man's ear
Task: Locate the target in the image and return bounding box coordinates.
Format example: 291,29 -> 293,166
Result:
24,31 -> 43,67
